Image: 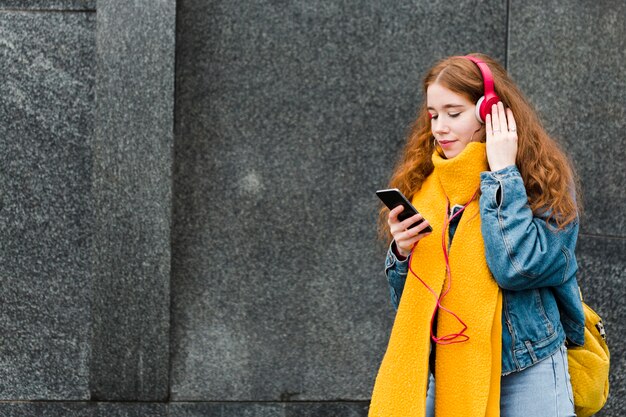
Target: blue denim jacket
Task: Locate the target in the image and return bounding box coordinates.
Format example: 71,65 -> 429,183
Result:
385,165 -> 585,375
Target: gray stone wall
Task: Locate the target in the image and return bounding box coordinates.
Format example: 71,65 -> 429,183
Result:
508,3 -> 626,414
89,0 -> 175,401
0,4 -> 95,400
170,0 -> 507,403
0,1 -> 623,416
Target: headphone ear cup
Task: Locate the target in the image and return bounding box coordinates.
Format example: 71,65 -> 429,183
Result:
481,94 -> 500,123
475,96 -> 486,123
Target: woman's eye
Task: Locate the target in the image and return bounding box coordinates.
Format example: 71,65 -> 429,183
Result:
430,114 -> 438,120
449,113 -> 461,118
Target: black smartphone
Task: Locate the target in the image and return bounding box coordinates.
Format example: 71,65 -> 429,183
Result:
376,188 -> 433,233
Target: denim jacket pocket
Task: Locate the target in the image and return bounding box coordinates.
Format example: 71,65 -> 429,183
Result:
507,288 -> 558,347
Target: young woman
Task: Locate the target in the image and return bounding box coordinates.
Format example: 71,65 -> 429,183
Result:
369,54 -> 585,417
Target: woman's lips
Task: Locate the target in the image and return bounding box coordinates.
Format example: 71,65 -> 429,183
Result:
438,140 -> 457,149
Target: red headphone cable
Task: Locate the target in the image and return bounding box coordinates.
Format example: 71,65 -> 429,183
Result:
407,188 -> 479,345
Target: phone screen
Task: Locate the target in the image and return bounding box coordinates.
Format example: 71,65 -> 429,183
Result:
376,188 -> 432,232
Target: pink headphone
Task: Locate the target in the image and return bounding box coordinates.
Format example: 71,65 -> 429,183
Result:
463,55 -> 500,123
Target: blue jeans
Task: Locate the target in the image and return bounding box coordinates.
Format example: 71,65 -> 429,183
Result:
426,344 -> 575,417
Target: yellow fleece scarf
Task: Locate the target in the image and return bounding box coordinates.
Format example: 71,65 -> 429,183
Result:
370,142 -> 502,417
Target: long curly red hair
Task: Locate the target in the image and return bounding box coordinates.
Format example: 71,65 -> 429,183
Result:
379,53 -> 581,240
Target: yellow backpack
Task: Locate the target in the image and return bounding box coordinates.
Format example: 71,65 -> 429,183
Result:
567,301 -> 610,417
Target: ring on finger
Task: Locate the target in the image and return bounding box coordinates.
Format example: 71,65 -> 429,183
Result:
510,128 -> 516,132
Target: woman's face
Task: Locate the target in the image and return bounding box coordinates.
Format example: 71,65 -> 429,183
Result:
427,82 -> 483,159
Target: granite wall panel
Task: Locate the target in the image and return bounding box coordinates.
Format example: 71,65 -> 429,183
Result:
170,402 -> 369,417
171,0 -> 506,401
0,402 -> 365,417
0,403 -> 166,417
508,0 -> 626,237
0,1 -> 95,10
576,236 -> 626,415
510,2 -> 625,414
0,10 -> 95,400
89,0 -> 176,401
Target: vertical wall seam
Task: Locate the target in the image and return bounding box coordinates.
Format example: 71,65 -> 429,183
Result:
167,0 -> 180,405
505,0 -> 510,69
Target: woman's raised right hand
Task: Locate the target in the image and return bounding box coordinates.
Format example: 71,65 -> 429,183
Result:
388,205 -> 432,258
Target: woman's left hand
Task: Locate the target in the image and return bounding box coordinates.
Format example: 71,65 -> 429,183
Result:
485,102 -> 518,172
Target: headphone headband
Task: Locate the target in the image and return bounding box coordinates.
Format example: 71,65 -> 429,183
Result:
463,56 -> 496,95
462,55 -> 500,122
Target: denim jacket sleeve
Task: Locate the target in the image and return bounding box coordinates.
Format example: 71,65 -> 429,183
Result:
385,241 -> 409,310
479,165 -> 579,291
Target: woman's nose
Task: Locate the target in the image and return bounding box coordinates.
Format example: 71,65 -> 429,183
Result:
432,119 -> 449,135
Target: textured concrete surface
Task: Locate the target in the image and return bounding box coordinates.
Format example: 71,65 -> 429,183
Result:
509,3 -> 625,414
170,0 -> 506,401
170,402 -> 369,417
576,236 -> 626,416
89,0 -> 176,401
0,9 -> 95,400
0,402 -> 366,417
0,0 -> 95,10
508,0 -> 626,237
0,403 -> 166,417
